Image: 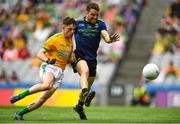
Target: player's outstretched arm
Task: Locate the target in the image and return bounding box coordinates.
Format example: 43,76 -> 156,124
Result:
101,30 -> 120,43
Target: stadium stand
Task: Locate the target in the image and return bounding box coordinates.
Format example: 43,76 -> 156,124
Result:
147,0 -> 180,84
108,0 -> 180,106
141,0 -> 180,107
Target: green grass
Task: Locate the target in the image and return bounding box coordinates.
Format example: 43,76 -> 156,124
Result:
0,106 -> 180,123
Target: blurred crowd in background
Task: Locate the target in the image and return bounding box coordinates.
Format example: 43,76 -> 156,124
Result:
0,0 -> 146,83
150,0 -> 180,84
132,0 -> 180,106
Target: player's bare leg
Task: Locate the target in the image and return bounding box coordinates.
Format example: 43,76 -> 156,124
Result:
10,72 -> 54,104
28,87 -> 56,111
29,73 -> 54,93
14,87 -> 56,120
76,60 -> 89,98
77,60 -> 89,88
74,60 -> 89,120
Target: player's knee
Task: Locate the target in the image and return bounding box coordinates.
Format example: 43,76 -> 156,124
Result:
42,83 -> 53,90
81,70 -> 89,77
42,73 -> 54,90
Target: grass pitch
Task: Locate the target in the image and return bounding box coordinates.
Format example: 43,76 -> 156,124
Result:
0,106 -> 180,123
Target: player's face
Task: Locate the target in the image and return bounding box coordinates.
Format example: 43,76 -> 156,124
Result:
63,24 -> 76,38
87,9 -> 99,24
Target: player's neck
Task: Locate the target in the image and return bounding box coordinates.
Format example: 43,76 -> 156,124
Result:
85,16 -> 92,23
85,16 -> 97,25
65,35 -> 72,41
62,33 -> 69,40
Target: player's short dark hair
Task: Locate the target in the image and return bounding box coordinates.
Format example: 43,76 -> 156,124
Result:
86,2 -> 100,12
63,17 -> 76,26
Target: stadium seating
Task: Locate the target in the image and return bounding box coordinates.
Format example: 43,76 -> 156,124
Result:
0,0 -> 145,85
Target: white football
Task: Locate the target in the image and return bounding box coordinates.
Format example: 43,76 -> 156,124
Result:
142,63 -> 159,80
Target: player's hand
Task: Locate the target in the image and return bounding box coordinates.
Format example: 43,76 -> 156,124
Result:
109,34 -> 120,43
46,59 -> 56,64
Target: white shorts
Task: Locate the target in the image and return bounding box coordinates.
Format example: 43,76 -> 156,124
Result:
40,63 -> 64,89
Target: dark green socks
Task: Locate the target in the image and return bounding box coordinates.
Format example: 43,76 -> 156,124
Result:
19,90 -> 31,99
17,107 -> 30,115
82,88 -> 89,97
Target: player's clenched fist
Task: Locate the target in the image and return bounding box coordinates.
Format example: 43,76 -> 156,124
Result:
46,59 -> 56,64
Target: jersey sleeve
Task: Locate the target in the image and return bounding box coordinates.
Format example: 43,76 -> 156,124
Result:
43,34 -> 58,51
99,20 -> 107,31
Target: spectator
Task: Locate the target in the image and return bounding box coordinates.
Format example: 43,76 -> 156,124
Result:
163,61 -> 179,83
14,30 -> 27,49
122,3 -> 137,33
169,0 -> 180,18
0,69 -> 8,83
131,85 -> 150,106
110,17 -> 128,61
10,70 -> 19,82
172,32 -> 180,52
163,30 -> 175,54
0,35 -> 5,59
152,31 -> 165,55
18,47 -> 31,59
17,9 -> 29,23
3,41 -> 18,61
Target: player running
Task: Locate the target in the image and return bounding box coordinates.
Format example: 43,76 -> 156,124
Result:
10,17 -> 76,120
72,2 -> 120,120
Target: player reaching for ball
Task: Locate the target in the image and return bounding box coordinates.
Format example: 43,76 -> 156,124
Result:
9,17 -> 76,120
